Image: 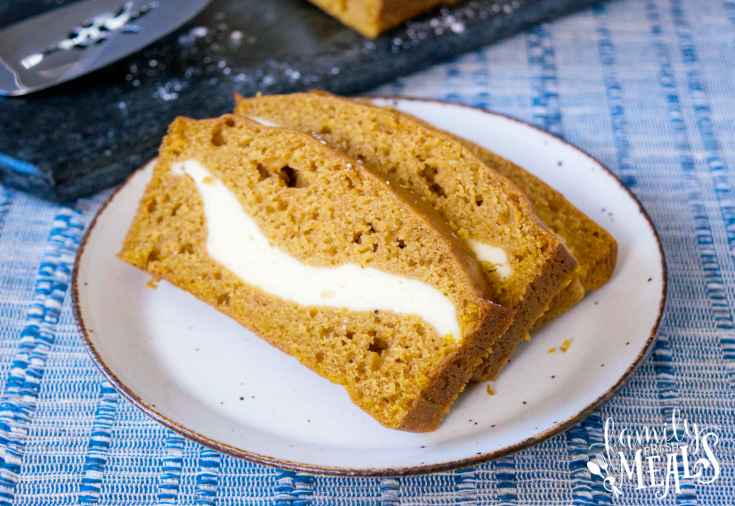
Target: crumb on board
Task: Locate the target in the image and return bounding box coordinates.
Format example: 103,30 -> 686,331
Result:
146,276 -> 160,289
548,348 -> 556,353
523,333 -> 531,341
202,176 -> 214,184
487,385 -> 495,396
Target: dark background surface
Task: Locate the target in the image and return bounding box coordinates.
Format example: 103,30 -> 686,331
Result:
0,0 -> 602,202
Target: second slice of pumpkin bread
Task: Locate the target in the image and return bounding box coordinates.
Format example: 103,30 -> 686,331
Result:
390,110 -> 618,330
234,92 -> 577,382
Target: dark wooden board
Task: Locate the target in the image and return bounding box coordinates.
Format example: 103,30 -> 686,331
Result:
0,0 -> 602,202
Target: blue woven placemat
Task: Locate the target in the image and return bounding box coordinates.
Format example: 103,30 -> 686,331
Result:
1,0 -> 734,503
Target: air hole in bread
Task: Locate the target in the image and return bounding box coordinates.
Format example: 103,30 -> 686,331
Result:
353,231 -> 363,244
475,195 -> 484,206
147,199 -> 157,213
369,336 -> 389,356
146,247 -> 160,265
213,271 -> 222,280
316,352 -> 324,363
429,183 -> 446,198
345,331 -> 354,340
224,117 -> 235,127
372,243 -> 379,253
279,166 -> 297,187
397,239 -> 406,249
420,163 -> 447,198
278,166 -> 309,188
256,164 -> 269,182
179,243 -> 194,254
309,308 -> 318,318
217,293 -> 230,306
211,126 -> 226,146
171,203 -> 181,216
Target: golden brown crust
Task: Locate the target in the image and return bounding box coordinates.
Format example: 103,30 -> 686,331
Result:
400,299 -> 507,431
582,240 -> 618,291
234,92 -> 577,384
470,242 -> 576,381
531,274 -> 586,331
378,0 -> 450,35
119,114 -> 512,431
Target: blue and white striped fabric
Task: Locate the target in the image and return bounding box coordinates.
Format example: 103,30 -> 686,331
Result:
1,0 -> 734,503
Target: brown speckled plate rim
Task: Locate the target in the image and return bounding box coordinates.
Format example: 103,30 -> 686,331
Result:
71,96 -> 668,478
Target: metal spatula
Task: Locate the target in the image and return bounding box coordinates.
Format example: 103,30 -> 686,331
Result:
0,0 -> 211,96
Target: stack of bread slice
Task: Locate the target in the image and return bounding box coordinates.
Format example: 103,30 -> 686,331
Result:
119,92 -> 616,432
234,92 -> 616,381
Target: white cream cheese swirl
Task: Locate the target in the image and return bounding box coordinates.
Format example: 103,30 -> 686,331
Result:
172,159 -> 462,341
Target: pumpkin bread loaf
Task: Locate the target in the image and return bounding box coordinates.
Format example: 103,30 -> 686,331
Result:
234,92 -> 577,382
119,114 -> 513,432
307,0 -> 448,37
391,110 -> 618,330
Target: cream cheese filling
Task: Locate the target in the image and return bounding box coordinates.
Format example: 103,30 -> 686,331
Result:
247,116 -> 280,127
171,159 -> 462,341
468,240 -> 512,279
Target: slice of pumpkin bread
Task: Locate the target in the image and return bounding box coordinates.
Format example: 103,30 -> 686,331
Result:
307,0 -> 447,37
394,111 -> 618,330
234,92 -> 577,382
119,114 -> 513,432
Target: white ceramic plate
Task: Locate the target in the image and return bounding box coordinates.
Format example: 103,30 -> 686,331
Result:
72,98 -> 666,477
